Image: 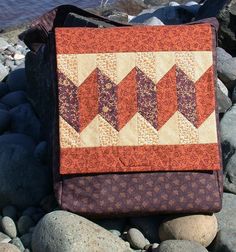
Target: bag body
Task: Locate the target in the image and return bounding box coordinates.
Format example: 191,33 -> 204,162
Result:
54,24 -> 223,217
20,5 -> 223,218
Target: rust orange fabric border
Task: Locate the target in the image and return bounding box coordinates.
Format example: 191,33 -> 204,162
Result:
60,144 -> 220,174
55,24 -> 213,54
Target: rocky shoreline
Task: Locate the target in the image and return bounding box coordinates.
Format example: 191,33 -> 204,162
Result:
1,0 -> 236,251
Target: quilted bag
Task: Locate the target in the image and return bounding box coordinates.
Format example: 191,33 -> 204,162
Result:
53,22 -> 223,217
20,5 -> 223,217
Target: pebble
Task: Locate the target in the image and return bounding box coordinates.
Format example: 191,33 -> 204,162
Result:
32,210 -> 132,252
127,228 -> 149,249
159,214 -> 217,247
6,68 -> 27,91
1,216 -> 17,238
213,228 -> 236,252
0,82 -> 9,98
0,109 -> 10,134
10,237 -> 25,252
0,231 -> 11,243
156,240 -> 208,252
2,205 -> 18,221
14,53 -> 25,61
0,63 -> 9,81
17,216 -> 34,236
110,230 -> 121,237
0,38 -> 10,51
0,243 -> 21,252
20,233 -> 32,249
1,91 -> 27,108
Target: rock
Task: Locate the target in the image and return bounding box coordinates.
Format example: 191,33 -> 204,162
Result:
0,134 -> 35,153
1,91 -> 27,108
169,2 -> 180,6
217,57 -> 236,88
127,228 -> 149,249
0,232 -> 11,243
217,78 -> 229,97
32,210 -> 132,252
110,230 -> 121,237
0,144 -> 51,209
2,205 -> 18,221
14,54 -> 25,61
0,109 -> 10,133
0,243 -> 21,252
6,68 -> 27,91
17,216 -> 34,236
216,193 -> 236,230
20,233 -> 32,249
40,194 -> 58,213
220,105 -> 236,193
0,38 -> 9,51
7,46 -> 17,54
0,103 -> 8,110
130,5 -> 196,24
213,229 -> 236,252
22,207 -> 44,223
33,141 -> 48,164
143,17 -> 164,25
129,216 -> 164,243
218,0 -> 236,55
195,0 -> 229,20
159,214 -> 217,247
94,218 -> 127,233
185,1 -> 198,6
155,240 -> 208,252
10,237 -> 25,252
0,82 -> 9,98
1,216 -> 17,238
10,103 -> 41,142
0,63 -> 8,82
217,85 -> 232,113
217,47 -> 232,66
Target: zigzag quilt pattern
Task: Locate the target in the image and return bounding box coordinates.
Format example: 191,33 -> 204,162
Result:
55,25 -> 221,174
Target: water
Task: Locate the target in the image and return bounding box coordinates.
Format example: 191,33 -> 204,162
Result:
0,0 -> 115,29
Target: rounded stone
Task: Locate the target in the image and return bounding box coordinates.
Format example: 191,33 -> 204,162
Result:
127,228 -> 149,249
0,231 -> 11,243
17,216 -> 34,235
213,228 -> 236,252
158,214 -> 218,247
32,210 -> 132,252
0,134 -> 35,153
1,91 -> 27,108
10,237 -> 25,252
34,141 -> 48,164
155,240 -> 208,252
2,205 -> 18,221
0,243 -> 21,252
20,233 -> 32,249
0,109 -> 10,133
0,103 -> 8,110
1,216 -> 17,238
0,82 -> 9,98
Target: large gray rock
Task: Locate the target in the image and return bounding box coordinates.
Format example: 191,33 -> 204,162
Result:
9,103 -> 41,142
32,210 -> 132,252
0,144 -> 51,209
220,105 -> 236,193
156,240 -> 208,252
218,0 -> 236,55
213,229 -> 236,252
215,193 -> 236,230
